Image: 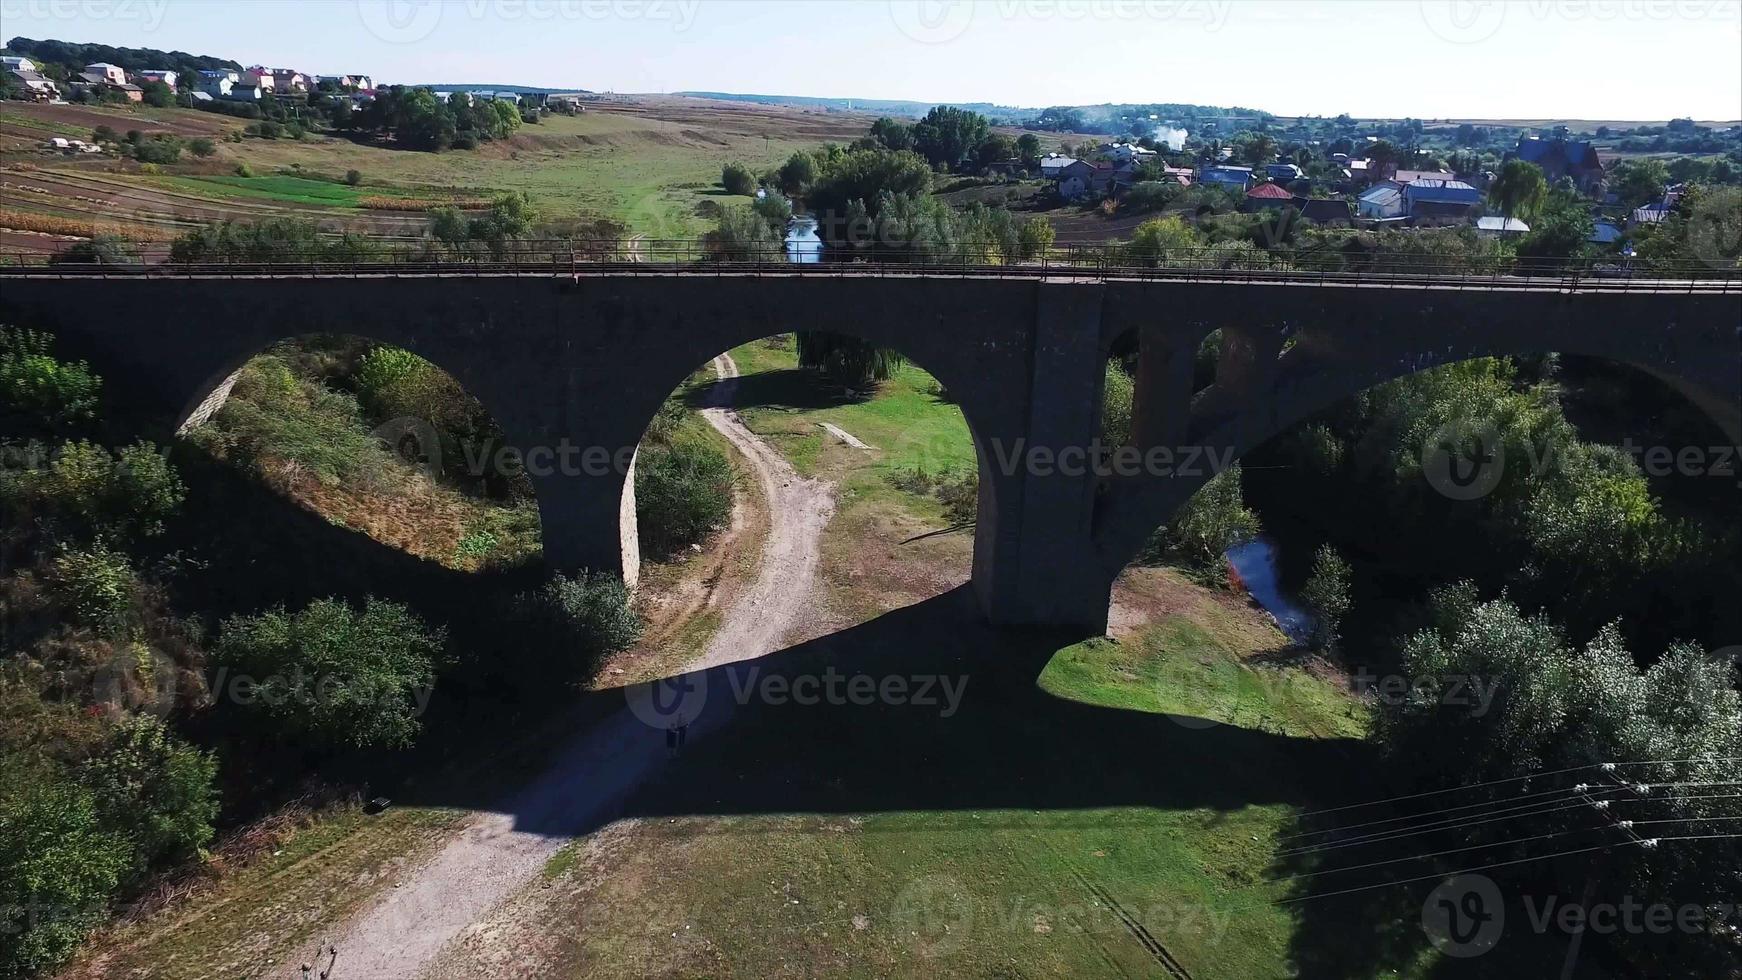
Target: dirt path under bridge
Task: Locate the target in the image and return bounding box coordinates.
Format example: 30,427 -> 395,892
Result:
312,354 -> 834,979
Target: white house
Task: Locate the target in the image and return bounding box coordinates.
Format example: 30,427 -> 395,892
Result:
83,62 -> 126,85
1056,160 -> 1096,202
1,56 -> 36,72
1357,181 -> 1405,219
136,69 -> 178,88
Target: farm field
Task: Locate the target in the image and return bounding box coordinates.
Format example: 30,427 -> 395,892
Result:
0,95 -> 880,245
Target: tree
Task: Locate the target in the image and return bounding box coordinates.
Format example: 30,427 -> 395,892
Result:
78,716 -> 217,872
499,572 -> 642,688
796,332 -> 906,389
720,161 -> 756,196
1016,133 -> 1042,166
1488,159 -> 1548,219
777,150 -> 816,195
868,116 -> 914,152
975,133 -> 1016,169
636,441 -> 734,557
1365,139 -> 1398,179
212,598 -> 447,750
139,79 -> 172,107
1299,544 -> 1352,651
1126,215 -> 1200,266
911,105 -> 990,171
1611,158 -> 1671,208
704,203 -> 780,260
1016,216 -> 1055,260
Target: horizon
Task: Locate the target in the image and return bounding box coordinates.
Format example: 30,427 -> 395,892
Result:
4,0 -> 1739,121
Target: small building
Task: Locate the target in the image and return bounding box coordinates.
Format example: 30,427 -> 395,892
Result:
1410,199 -> 1482,227
114,83 -> 143,103
1100,141 -> 1157,164
198,71 -> 236,98
1,56 -> 37,72
136,69 -> 178,89
1241,181 -> 1296,212
1403,179 -> 1482,218
1265,163 -> 1304,182
1476,216 -> 1531,238
1357,182 -> 1404,219
1298,198 -> 1353,226
83,62 -> 126,86
242,67 -> 275,91
1039,154 -> 1078,180
1056,159 -> 1096,201
1589,220 -> 1623,245
1629,204 -> 1674,228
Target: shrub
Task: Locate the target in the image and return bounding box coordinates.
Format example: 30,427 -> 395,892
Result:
50,235 -> 140,268
636,442 -> 733,557
233,162 -> 253,177
0,758 -> 130,979
502,572 -> 642,687
91,124 -> 117,144
187,137 -> 216,158
344,169 -> 363,186
9,441 -> 185,545
78,715 -> 218,872
128,134 -> 183,165
0,327 -> 101,433
212,598 -> 446,750
720,161 -> 756,195
50,545 -> 138,637
795,332 -> 905,389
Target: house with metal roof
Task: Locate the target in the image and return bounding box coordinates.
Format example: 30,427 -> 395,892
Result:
1403,179 -> 1482,215
1199,166 -> 1254,190
1476,216 -> 1531,237
1298,198 -> 1353,225
1357,182 -> 1404,219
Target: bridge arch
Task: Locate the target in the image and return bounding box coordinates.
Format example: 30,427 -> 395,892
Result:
1092,286 -> 1742,578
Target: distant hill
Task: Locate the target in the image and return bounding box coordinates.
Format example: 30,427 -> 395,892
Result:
674,91 -> 1012,118
414,84 -> 593,95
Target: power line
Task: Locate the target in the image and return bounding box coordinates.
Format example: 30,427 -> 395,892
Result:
1280,783 -> 1604,841
1285,757 -> 1742,824
1271,825 -> 1613,885
1278,794 -> 1625,857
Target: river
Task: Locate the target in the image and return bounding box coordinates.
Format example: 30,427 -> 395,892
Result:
1226,535 -> 1315,643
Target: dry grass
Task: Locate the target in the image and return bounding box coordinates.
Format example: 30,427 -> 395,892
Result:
0,206 -> 173,241
357,195 -> 492,211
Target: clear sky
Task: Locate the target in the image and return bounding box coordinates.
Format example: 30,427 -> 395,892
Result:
5,1 -> 1739,120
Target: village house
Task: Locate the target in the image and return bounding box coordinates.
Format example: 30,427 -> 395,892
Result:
242,66 -> 276,92
1,56 -> 36,72
1357,181 -> 1405,219
1038,153 -> 1078,180
135,69 -> 178,89
1241,181 -> 1296,212
1198,165 -> 1254,190
1511,135 -> 1604,194
271,69 -> 309,93
1298,197 -> 1353,226
1056,159 -> 1095,201
83,62 -> 126,85
7,66 -> 59,101
1099,141 -> 1157,164
198,69 -> 238,98
1264,162 -> 1304,183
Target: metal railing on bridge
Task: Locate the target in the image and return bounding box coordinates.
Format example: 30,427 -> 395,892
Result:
1,240 -> 1737,292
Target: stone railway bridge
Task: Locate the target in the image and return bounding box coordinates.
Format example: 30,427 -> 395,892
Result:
3,273 -> 1737,631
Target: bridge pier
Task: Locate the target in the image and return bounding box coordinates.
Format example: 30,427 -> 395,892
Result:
974,283 -> 1115,632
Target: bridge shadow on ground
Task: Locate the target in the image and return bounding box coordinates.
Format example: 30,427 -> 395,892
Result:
683,366 -> 875,412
